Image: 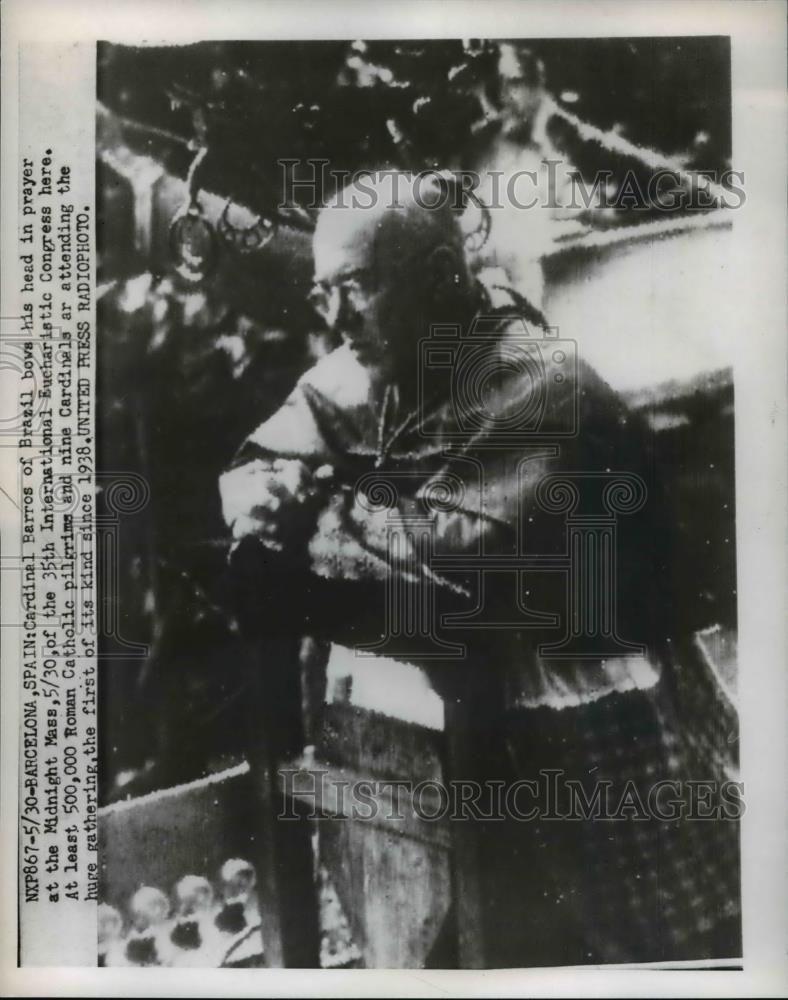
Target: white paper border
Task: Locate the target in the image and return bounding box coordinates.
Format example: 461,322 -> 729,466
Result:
2,0 -> 786,995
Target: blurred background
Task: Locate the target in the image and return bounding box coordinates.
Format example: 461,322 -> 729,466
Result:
96,37 -> 736,803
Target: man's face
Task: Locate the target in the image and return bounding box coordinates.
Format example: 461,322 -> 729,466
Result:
311,205 -> 423,376
497,44 -> 544,129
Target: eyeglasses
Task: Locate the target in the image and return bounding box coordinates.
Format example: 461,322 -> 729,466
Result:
308,268 -> 375,324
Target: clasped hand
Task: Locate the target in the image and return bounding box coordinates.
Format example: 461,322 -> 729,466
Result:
219,458 -> 329,552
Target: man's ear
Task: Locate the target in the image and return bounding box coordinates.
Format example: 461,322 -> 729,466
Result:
426,244 -> 464,300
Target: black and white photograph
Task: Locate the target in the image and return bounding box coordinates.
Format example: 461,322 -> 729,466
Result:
1,1 -> 786,994
95,33 -> 742,970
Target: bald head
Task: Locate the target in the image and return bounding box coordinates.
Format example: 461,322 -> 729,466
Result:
314,173 -> 467,283
311,173 -> 474,377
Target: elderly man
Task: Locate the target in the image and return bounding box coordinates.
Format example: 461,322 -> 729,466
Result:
219,174 -> 739,966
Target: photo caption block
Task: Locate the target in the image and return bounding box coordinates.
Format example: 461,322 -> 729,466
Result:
12,43 -> 97,967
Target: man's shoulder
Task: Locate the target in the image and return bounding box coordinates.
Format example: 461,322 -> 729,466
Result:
464,274 -> 634,440
476,267 -> 548,331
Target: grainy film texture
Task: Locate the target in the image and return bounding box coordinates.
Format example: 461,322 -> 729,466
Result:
92,38 -> 740,969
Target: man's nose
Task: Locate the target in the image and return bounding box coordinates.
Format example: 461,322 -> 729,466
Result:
327,287 -> 360,333
322,286 -> 342,331
310,283 -> 341,331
